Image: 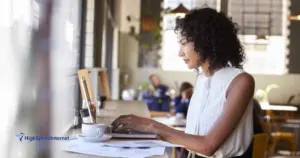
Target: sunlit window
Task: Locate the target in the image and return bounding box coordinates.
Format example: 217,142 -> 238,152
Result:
161,15 -> 190,71
228,0 -> 288,75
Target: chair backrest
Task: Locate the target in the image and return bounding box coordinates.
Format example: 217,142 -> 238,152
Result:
99,71 -> 111,100
77,69 -> 94,101
253,133 -> 269,158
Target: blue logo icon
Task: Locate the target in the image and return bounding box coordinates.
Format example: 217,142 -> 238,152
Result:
16,132 -> 25,142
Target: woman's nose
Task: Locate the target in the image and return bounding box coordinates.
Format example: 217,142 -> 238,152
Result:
178,48 -> 184,57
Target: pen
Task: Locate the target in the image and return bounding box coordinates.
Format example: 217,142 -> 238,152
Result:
103,145 -> 151,149
122,147 -> 150,149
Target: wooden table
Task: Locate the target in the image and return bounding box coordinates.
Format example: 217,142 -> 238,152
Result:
55,100 -> 169,158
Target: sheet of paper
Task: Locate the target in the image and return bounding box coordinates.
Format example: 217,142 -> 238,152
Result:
63,140 -> 165,158
152,116 -> 186,126
102,140 -> 183,148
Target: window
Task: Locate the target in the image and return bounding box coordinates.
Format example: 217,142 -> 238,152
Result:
161,0 -> 217,71
228,0 -> 288,75
162,15 -> 189,71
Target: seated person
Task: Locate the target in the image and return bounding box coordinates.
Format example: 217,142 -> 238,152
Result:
253,99 -> 272,143
174,82 -> 193,118
253,99 -> 265,134
142,74 -> 170,112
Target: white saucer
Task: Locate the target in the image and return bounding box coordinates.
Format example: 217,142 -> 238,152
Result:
78,134 -> 112,142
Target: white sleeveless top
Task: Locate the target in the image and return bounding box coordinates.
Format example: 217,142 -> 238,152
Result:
185,67 -> 253,158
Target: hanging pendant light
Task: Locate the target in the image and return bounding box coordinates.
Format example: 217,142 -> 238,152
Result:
165,3 -> 190,15
163,7 -> 172,14
126,14 -> 157,32
256,34 -> 267,40
140,15 -> 157,31
289,14 -> 300,21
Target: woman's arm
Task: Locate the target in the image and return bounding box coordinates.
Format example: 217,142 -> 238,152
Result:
152,73 -> 255,156
112,73 -> 254,156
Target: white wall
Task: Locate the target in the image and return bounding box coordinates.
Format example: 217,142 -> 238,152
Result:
116,0 -> 300,104
84,0 -> 95,67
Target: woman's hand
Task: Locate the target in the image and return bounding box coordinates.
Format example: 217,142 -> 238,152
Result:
181,91 -> 188,100
111,114 -> 158,134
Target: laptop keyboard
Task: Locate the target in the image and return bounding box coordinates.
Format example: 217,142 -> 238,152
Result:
112,129 -> 149,134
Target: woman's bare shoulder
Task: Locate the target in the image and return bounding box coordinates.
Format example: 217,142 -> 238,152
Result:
226,72 -> 255,97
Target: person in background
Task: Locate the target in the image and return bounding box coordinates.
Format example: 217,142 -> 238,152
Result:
174,82 -> 193,118
253,99 -> 272,143
253,99 -> 265,134
142,74 -> 171,111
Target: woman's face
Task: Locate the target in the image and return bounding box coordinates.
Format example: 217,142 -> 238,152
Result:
177,35 -> 201,69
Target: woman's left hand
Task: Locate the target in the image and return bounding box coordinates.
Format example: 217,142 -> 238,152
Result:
111,114 -> 157,134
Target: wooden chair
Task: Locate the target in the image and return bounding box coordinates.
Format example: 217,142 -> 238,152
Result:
269,132 -> 297,155
77,69 -> 96,122
77,69 -> 94,101
253,133 -> 270,158
99,70 -> 111,100
266,110 -> 297,155
79,68 -> 111,101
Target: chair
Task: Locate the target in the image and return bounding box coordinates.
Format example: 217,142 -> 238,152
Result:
77,69 -> 96,122
79,68 -> 111,101
266,110 -> 297,155
269,132 -> 297,155
99,70 -> 111,100
254,99 -> 297,155
253,133 -> 269,158
77,69 -> 94,101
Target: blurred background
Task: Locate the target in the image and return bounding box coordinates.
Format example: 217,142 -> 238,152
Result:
0,0 -> 300,158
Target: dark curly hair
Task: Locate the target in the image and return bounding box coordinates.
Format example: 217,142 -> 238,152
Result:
175,7 -> 245,73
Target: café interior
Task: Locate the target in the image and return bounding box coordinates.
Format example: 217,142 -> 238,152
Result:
1,0 -> 300,158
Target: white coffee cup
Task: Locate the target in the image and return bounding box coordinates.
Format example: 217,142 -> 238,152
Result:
82,123 -> 106,138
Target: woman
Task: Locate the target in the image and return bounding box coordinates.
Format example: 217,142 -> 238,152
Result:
174,82 -> 193,118
112,7 -> 254,158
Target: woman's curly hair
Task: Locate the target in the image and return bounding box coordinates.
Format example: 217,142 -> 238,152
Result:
175,7 -> 245,73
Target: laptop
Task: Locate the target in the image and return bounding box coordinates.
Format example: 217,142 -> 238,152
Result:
109,132 -> 158,139
80,77 -> 158,139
